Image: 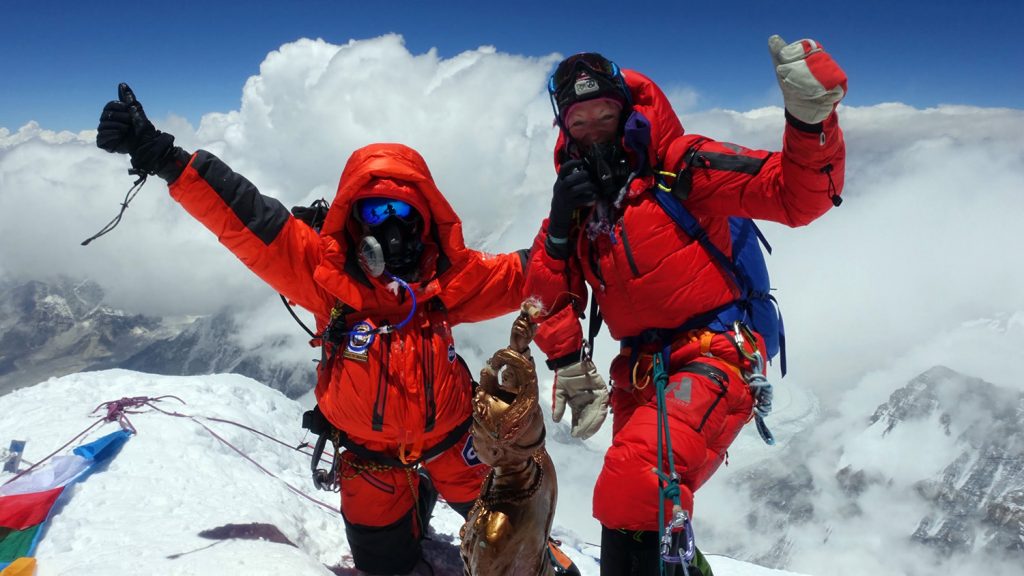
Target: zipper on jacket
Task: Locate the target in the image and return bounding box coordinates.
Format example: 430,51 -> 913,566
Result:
372,332 -> 391,432
421,327 -> 437,432
618,219 -> 641,277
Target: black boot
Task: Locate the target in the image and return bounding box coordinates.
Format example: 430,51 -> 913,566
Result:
598,526 -> 714,576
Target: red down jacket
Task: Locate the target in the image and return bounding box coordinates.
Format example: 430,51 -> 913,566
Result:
168,143 -> 527,459
529,70 -> 845,357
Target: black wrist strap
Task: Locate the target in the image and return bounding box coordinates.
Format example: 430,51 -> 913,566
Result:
546,349 -> 583,371
544,235 -> 571,260
785,110 -> 824,133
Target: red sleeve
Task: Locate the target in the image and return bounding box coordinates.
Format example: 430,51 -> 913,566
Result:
666,113 -> 845,227
533,305 -> 585,368
168,150 -> 335,320
524,220 -> 586,364
442,249 -> 528,325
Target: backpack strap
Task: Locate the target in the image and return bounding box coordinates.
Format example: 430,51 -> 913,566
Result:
650,188 -> 787,375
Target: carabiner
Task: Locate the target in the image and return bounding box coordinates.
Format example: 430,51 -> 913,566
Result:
733,321 -> 774,445
732,321 -> 764,373
659,507 -> 696,566
311,431 -> 340,492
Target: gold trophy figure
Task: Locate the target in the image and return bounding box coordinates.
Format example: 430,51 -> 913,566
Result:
460,300 -> 561,575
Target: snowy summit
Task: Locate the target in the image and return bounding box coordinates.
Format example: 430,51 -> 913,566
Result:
0,369 -> 806,576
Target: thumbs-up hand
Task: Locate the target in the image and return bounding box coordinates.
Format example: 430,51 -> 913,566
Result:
768,35 -> 847,125
96,83 -> 176,176
97,83 -> 155,154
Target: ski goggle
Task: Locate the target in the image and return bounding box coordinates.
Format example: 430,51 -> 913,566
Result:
356,197 -> 417,227
547,53 -> 625,112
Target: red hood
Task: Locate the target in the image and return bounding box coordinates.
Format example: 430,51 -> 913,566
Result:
320,142 -> 470,267
314,143 -> 472,309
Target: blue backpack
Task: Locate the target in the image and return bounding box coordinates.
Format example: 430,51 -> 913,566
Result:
651,188 -> 786,375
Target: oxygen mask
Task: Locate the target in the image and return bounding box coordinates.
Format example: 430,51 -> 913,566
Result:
355,198 -> 425,281
581,141 -> 630,202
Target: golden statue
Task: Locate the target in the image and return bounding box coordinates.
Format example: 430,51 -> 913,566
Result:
460,300 -> 560,575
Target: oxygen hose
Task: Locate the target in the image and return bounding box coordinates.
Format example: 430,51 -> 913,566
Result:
280,273 -> 416,340
381,272 -> 417,332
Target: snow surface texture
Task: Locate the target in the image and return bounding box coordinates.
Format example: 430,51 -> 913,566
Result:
0,370 -> 807,576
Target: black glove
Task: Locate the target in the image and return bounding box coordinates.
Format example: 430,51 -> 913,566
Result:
97,83 -> 181,179
546,159 -> 596,258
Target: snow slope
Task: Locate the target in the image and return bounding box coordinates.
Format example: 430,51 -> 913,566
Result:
0,369 -> 807,576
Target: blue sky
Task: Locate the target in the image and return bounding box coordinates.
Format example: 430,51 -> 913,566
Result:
4,0 -> 1021,132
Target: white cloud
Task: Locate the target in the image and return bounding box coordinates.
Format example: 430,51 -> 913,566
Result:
3,36 -> 1020,340
0,35 -> 561,316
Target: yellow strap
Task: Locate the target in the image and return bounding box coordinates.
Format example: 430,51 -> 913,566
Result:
398,435 -> 424,465
699,330 -> 715,355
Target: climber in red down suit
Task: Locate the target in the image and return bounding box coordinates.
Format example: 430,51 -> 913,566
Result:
96,86 -> 530,575
526,36 -> 847,574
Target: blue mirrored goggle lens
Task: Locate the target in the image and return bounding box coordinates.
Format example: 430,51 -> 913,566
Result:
357,198 -> 414,226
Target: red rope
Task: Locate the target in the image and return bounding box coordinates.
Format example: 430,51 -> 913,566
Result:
1,419 -> 104,487
1,394 -> 154,487
99,395 -> 340,515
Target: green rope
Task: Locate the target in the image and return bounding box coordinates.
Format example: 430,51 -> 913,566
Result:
652,346 -> 685,576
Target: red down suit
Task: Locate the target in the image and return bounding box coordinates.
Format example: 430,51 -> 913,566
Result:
167,143 -> 526,540
527,70 -> 846,530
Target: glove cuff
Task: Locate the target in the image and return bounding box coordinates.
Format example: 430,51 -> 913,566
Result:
784,110 -> 825,133
129,131 -> 176,176
546,349 -> 583,371
544,234 -> 571,260
547,211 -> 572,239
155,146 -> 192,183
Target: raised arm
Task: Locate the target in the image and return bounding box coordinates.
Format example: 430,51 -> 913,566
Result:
96,84 -> 334,319
663,36 -> 848,226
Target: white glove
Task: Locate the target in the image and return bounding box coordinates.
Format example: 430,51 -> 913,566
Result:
551,359 -> 609,440
769,35 -> 848,125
